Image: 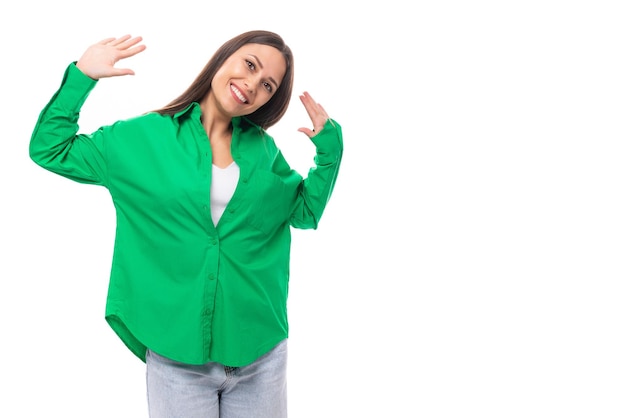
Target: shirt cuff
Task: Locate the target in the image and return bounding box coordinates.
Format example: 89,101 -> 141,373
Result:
312,118 -> 343,164
53,62 -> 98,113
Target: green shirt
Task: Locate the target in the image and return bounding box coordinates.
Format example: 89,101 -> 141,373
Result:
29,63 -> 343,366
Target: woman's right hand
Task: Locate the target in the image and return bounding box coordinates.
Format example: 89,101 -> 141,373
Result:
76,35 -> 146,80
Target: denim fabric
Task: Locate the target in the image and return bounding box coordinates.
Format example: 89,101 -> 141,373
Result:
146,339 -> 288,418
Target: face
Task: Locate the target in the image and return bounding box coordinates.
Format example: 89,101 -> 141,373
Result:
209,43 -> 287,118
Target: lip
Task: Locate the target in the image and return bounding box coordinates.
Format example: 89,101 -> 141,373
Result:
230,83 -> 249,104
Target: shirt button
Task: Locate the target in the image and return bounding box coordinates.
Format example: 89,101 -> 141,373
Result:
208,273 -> 215,280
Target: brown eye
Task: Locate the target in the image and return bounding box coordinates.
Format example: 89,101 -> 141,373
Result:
263,82 -> 272,93
246,60 -> 255,70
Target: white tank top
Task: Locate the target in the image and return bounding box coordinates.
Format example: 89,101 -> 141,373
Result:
210,161 -> 240,226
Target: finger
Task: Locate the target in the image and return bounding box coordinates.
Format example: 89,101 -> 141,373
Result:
299,92 -> 322,121
297,127 -> 315,137
108,35 -> 133,47
111,68 -> 136,77
300,92 -> 329,119
316,103 -> 329,119
299,95 -> 329,135
97,37 -> 117,45
108,36 -> 146,60
118,44 -> 147,60
119,36 -> 144,50
299,91 -> 317,111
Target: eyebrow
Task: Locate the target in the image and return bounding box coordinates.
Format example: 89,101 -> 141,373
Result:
248,54 -> 279,90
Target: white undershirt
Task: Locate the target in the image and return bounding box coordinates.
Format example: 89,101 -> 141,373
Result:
210,161 -> 240,226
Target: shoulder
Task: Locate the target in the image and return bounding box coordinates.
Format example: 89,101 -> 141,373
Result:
108,112 -> 174,134
236,116 -> 279,148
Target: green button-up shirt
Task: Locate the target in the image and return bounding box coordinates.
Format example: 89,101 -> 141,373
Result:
29,63 -> 343,366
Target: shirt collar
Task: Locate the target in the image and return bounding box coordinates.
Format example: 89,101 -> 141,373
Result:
172,103 -> 252,132
173,102 -> 201,120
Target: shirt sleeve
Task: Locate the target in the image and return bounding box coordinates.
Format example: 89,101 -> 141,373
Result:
289,118 -> 344,229
29,62 -> 109,186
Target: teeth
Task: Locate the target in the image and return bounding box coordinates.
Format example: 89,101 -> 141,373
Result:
231,85 -> 247,103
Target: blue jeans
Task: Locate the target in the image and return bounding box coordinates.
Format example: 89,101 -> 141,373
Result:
146,339 -> 288,418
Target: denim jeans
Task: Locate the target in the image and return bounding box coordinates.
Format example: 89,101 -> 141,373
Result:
146,339 -> 288,418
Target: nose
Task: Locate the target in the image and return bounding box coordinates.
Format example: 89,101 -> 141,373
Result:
243,77 -> 255,94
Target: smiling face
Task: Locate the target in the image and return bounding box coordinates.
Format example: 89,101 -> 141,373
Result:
207,43 -> 287,119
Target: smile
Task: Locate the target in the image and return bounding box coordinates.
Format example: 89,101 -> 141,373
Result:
230,84 -> 248,104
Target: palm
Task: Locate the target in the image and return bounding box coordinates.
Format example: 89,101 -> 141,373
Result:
76,35 -> 146,80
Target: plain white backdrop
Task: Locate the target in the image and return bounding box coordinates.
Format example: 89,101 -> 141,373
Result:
2,0 -> 626,416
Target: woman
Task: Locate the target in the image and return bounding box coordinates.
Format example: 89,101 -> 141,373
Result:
29,30 -> 343,417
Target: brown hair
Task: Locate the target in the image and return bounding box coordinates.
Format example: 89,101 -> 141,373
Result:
152,30 -> 294,129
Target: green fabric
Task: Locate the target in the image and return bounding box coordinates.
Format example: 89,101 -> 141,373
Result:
30,63 -> 343,366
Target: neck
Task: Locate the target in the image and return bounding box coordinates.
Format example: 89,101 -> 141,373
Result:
200,93 -> 233,139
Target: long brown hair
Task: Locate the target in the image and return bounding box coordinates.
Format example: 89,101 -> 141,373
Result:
152,30 -> 294,130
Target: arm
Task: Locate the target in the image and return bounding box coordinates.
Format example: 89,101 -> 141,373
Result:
29,35 -> 146,185
289,92 -> 344,229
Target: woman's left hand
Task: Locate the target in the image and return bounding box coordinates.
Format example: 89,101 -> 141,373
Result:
297,91 -> 330,138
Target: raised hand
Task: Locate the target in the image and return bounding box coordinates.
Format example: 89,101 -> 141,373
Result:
297,91 -> 330,138
76,35 -> 146,80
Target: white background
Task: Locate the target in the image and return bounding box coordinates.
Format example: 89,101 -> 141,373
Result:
2,0 -> 626,417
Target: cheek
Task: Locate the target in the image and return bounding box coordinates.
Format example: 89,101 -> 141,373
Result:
214,61 -> 240,83
210,70 -> 224,90
254,93 -> 275,111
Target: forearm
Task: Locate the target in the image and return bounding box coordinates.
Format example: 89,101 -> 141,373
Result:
290,119 -> 343,229
29,63 -> 105,185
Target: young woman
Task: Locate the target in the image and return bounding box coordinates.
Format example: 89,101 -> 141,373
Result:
29,30 -> 343,417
